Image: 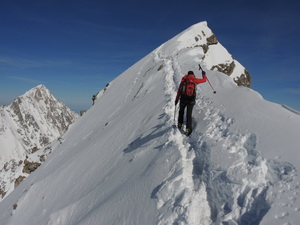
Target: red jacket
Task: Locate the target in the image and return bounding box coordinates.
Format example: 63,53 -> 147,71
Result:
175,74 -> 207,102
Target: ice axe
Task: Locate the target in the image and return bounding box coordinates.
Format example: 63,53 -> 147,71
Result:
198,64 -> 216,94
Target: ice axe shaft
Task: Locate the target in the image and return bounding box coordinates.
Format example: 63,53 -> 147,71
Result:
198,64 -> 216,94
206,77 -> 216,94
174,105 -> 177,123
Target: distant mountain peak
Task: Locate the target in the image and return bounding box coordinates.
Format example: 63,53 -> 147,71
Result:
21,84 -> 50,101
7,84 -> 78,148
0,85 -> 78,201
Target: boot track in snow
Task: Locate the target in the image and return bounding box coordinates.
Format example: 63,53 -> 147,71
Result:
151,50 -> 298,225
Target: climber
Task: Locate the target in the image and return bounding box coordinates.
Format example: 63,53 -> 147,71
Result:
175,70 -> 207,136
92,94 -> 96,105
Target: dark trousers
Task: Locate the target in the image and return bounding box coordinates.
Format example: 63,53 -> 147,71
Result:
178,98 -> 195,131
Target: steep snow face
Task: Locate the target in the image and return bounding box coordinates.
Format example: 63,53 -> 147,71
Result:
0,85 -> 78,200
0,22 -> 299,225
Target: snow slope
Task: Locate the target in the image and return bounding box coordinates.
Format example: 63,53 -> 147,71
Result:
0,21 -> 299,225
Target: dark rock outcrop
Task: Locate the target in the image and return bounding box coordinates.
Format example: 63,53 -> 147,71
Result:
211,62 -> 236,76
234,70 -> 251,88
22,160 -> 41,174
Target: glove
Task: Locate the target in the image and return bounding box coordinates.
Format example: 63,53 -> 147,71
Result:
202,71 -> 206,75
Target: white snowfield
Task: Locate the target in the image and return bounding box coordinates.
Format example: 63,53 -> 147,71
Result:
0,21 -> 299,225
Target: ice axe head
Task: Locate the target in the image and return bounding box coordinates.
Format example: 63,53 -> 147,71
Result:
198,64 -> 202,71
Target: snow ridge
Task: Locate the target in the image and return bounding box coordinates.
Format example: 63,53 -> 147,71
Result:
151,41 -> 298,224
151,50 -> 211,224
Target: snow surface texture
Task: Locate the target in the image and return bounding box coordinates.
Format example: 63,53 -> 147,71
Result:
0,85 -> 78,201
0,21 -> 299,225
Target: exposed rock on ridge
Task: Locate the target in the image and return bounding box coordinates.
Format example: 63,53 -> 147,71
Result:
173,21 -> 251,88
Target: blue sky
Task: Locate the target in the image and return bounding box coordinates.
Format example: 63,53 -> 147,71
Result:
1,0 -> 299,113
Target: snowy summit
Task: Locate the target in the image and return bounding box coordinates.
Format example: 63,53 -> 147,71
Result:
0,21 -> 299,225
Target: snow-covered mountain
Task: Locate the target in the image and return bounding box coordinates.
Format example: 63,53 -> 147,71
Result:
0,21 -> 299,225
0,85 -> 78,201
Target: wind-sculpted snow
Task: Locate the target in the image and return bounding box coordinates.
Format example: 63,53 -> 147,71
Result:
0,21 -> 299,225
